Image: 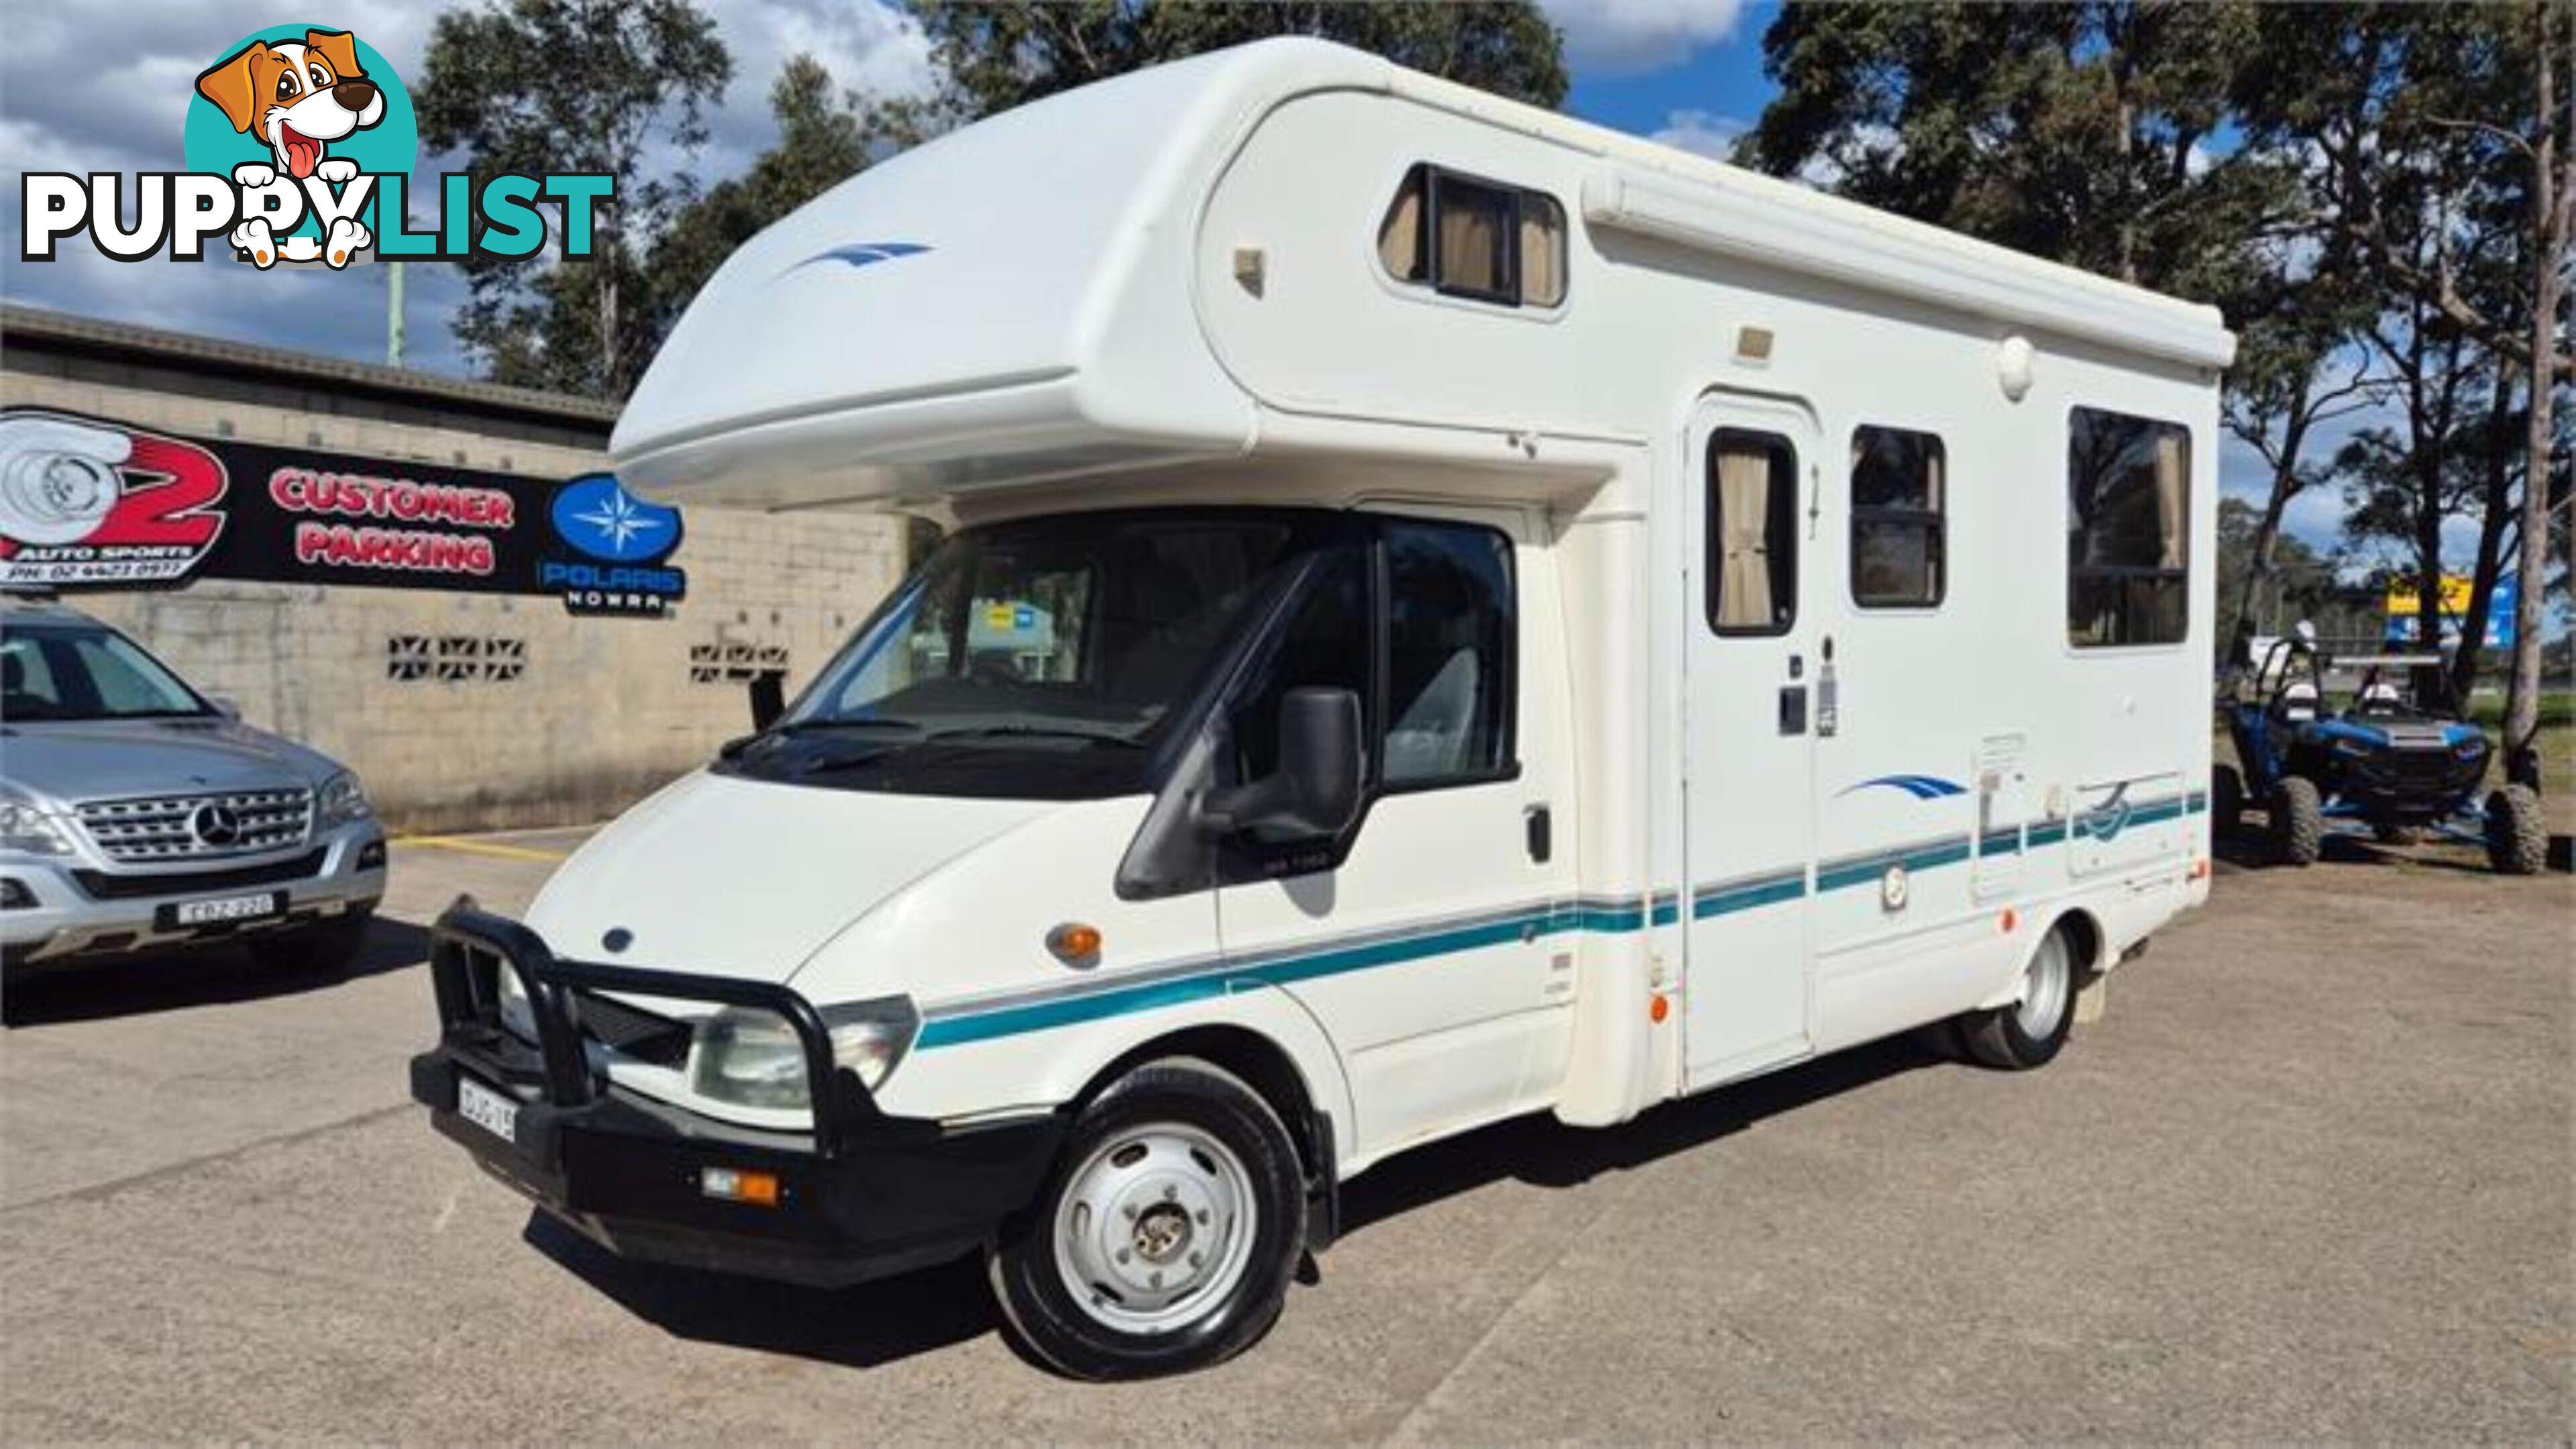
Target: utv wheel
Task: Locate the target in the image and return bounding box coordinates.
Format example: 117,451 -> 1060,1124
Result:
2268,775 -> 2323,867
2484,784 -> 2546,876
1960,926 -> 2078,1071
250,908 -> 372,975
989,1059 -> 1305,1380
2210,765 -> 2244,839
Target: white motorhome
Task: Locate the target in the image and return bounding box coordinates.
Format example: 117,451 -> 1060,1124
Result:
411,39 -> 2231,1379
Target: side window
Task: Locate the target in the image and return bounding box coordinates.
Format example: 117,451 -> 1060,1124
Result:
1850,426 -> 1945,608
1707,430 -> 1799,635
1382,522 -> 1514,787
1232,546 -> 1373,791
2068,407 -> 2191,647
1376,164 -> 1568,309
0,634 -> 62,714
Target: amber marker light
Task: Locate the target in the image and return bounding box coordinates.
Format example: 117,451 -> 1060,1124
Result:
1650,994 -> 1670,1024
2000,908 -> 2019,933
701,1167 -> 780,1208
1046,922 -> 1104,967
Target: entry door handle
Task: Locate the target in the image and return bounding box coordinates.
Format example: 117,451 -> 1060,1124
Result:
1524,804 -> 1552,864
1778,684 -> 1809,736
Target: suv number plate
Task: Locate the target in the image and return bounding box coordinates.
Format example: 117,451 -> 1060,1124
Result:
455,1076 -> 519,1144
164,892 -> 286,927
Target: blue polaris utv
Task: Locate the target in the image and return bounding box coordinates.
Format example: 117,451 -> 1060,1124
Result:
2215,627 -> 2544,874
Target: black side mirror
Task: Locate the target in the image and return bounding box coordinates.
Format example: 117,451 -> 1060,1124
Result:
747,671 -> 786,733
1196,687 -> 1363,841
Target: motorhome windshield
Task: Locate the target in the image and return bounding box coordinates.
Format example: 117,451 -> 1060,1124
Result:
0,620 -> 213,722
720,512 -> 1317,799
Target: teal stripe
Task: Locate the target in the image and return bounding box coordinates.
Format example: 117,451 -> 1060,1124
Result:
919,792 -> 2208,1048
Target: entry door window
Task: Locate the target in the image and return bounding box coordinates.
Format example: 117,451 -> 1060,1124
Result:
1707,430 -> 1800,635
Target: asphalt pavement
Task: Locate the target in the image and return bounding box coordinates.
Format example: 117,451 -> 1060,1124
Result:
0,824 -> 2567,1441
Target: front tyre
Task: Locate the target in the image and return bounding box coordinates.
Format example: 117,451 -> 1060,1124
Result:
1959,926 -> 2079,1070
989,1060 -> 1305,1379
2484,784 -> 2546,875
2211,764 -> 2244,839
2269,775 -> 2324,867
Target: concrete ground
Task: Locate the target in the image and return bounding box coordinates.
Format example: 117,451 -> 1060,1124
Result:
0,824 -> 2567,1442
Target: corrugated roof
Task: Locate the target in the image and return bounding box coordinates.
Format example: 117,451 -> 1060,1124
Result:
0,303 -> 621,431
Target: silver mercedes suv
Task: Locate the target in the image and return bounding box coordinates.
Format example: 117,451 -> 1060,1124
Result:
1,598 -> 386,974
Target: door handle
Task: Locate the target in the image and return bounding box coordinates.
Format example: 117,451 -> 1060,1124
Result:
1778,684 -> 1809,735
1524,804 -> 1552,864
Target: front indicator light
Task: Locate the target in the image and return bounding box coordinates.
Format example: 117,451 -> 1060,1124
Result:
700,1167 -> 780,1207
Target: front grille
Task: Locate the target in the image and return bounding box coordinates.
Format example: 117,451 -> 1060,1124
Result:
74,788 -> 313,862
71,848 -> 328,900
575,989 -> 693,1068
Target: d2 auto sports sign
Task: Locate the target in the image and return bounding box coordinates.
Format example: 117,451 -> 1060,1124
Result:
0,409 -> 684,616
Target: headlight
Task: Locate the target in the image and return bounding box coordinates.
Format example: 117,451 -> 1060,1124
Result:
687,996 -> 920,1110
315,771 -> 372,828
0,793 -> 72,857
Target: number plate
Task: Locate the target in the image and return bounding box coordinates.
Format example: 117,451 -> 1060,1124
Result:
163,891 -> 286,927
455,1076 -> 519,1144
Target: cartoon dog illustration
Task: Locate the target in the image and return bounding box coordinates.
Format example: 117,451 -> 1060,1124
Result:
194,30 -> 382,268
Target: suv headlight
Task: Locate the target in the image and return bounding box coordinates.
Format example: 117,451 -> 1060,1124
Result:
687,996 -> 920,1110
316,771 -> 372,828
0,792 -> 72,857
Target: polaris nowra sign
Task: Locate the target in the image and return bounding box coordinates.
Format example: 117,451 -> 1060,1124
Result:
0,407 -> 684,618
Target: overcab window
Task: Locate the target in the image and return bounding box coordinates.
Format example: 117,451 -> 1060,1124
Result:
2067,407 -> 2191,647
1377,164 -> 1568,308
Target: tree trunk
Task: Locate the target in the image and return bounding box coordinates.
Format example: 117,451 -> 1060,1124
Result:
2230,418 -> 2308,659
2504,8 -> 2568,788
2449,369 -> 2518,712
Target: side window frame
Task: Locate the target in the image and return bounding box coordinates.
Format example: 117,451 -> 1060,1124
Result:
1847,424 -> 1947,611
1375,162 -> 1570,311
1375,517 -> 1521,798
1704,428 -> 1801,639
2065,405 -> 2193,651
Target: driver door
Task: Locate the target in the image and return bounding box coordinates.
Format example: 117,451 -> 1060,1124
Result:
1215,507 -> 1572,1162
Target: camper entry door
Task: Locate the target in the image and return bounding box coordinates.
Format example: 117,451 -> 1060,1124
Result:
1681,392 -> 1819,1087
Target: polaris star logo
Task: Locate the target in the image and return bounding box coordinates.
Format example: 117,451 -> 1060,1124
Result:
190,802 -> 241,847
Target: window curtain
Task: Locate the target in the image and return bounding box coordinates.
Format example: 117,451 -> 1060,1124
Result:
2153,429 -> 2186,570
1716,445 -> 1774,628
1519,209 -> 1562,305
1439,203 -> 1503,293
1378,184 -> 1421,279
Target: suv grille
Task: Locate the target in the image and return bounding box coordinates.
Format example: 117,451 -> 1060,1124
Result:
74,788 -> 313,862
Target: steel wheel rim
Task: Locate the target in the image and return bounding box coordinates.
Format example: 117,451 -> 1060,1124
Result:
2015,932 -> 2071,1039
1052,1121 -> 1258,1335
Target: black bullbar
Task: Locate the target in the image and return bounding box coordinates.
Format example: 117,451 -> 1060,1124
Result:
408,899 -> 1065,1288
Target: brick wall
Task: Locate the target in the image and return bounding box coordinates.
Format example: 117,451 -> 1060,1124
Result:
2,371 -> 905,833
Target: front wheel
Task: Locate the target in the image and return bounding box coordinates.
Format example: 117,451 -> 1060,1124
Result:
2485,784 -> 2546,875
1959,926 -> 2078,1070
2269,775 -> 2323,867
988,1059 -> 1306,1379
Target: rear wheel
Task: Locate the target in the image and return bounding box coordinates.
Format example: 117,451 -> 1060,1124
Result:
988,1059 -> 1305,1380
2484,784 -> 2546,875
2269,775 -> 2323,867
1960,926 -> 2078,1071
249,908 -> 372,975
2211,764 -> 2244,839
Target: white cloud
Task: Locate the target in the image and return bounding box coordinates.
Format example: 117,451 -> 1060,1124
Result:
0,0 -> 936,381
1650,108 -> 1746,161
1542,0 -> 1750,75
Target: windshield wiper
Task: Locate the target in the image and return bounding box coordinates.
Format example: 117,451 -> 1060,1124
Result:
925,723 -> 1144,747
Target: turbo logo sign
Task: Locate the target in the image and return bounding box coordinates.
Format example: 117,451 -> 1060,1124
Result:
0,414 -> 229,585
0,408 -> 684,616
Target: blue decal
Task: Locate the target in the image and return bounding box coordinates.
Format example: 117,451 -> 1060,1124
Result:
1839,774 -> 1968,800
551,474 -> 682,565
2076,784 -> 2135,843
788,241 -> 932,274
